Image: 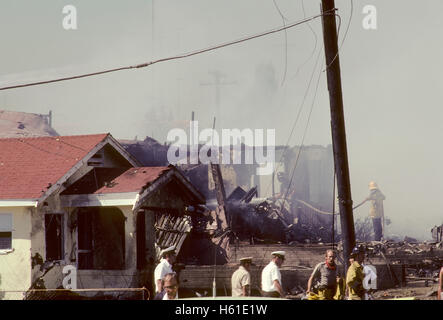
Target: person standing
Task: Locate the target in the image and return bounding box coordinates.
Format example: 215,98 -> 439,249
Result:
154,246 -> 176,295
261,251 -> 285,298
346,246 -> 366,300
154,273 -> 179,300
366,181 -> 386,241
231,257 -> 252,297
438,266 -> 443,300
306,249 -> 342,300
362,264 -> 377,300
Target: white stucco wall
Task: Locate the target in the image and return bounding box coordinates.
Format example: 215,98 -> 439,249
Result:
0,206 -> 32,300
1,202 -> 141,299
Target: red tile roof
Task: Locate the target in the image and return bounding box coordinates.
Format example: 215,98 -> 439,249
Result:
0,134 -> 109,200
94,167 -> 171,194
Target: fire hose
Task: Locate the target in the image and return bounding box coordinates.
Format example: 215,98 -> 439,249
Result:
293,199 -> 368,216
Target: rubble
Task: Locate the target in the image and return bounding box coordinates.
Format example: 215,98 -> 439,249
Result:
356,239 -> 443,291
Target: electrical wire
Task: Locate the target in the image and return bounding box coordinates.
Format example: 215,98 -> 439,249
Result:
272,0 -> 289,86
324,0 -> 353,70
0,11 -> 335,92
290,0 -> 319,80
19,139 -> 81,161
280,52 -> 324,211
58,139 -> 88,152
0,8 -> 336,91
266,3 -> 345,198
263,47 -> 322,197
262,1 -> 324,197
272,0 -> 289,21
263,0 -> 325,196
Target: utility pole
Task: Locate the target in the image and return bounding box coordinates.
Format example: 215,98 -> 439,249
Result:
321,0 -> 355,271
200,71 -> 235,130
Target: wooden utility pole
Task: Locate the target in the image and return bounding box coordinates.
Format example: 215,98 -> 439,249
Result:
321,0 -> 355,271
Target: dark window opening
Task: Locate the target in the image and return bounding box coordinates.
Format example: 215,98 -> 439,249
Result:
77,207 -> 125,270
77,211 -> 93,269
0,213 -> 12,250
45,214 -> 64,261
0,232 -> 12,250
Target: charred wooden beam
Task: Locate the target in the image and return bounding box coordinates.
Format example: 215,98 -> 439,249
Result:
210,163 -> 229,231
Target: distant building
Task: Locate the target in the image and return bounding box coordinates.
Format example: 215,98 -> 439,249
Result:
0,110 -> 58,138
119,140 -> 334,210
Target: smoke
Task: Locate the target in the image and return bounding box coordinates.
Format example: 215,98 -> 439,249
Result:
2,0 -> 442,241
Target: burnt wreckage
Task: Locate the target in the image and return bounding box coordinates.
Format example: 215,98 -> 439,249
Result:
121,139 -> 337,252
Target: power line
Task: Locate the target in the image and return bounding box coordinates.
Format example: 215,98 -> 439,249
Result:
272,0 -> 289,21
264,47 -> 322,197
267,3 -> 348,197
280,52 -> 324,210
0,10 -> 336,92
58,139 -> 88,152
272,0 -> 289,86
290,0 -> 319,80
324,0 -> 353,70
18,139 -> 83,161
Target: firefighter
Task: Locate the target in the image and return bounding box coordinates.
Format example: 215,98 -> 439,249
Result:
346,246 -> 366,300
366,181 -> 386,241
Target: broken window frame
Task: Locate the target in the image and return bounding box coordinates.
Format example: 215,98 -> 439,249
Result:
0,213 -> 13,251
44,213 -> 65,261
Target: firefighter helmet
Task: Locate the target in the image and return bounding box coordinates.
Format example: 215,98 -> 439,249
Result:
369,181 -> 378,190
350,245 -> 365,257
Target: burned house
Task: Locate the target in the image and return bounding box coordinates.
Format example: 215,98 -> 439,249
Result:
0,134 -> 204,300
120,137 -> 337,244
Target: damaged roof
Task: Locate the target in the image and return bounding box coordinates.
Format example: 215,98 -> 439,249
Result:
94,166 -> 170,194
94,165 -> 205,206
0,134 -> 109,200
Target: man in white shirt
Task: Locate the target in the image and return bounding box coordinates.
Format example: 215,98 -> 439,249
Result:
231,257 -> 252,297
362,263 -> 377,300
261,251 -> 285,298
154,246 -> 176,294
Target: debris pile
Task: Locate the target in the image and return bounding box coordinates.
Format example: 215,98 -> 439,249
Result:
361,240 -> 443,288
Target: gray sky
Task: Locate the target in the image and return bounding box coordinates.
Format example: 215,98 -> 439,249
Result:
1,0 -> 442,239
